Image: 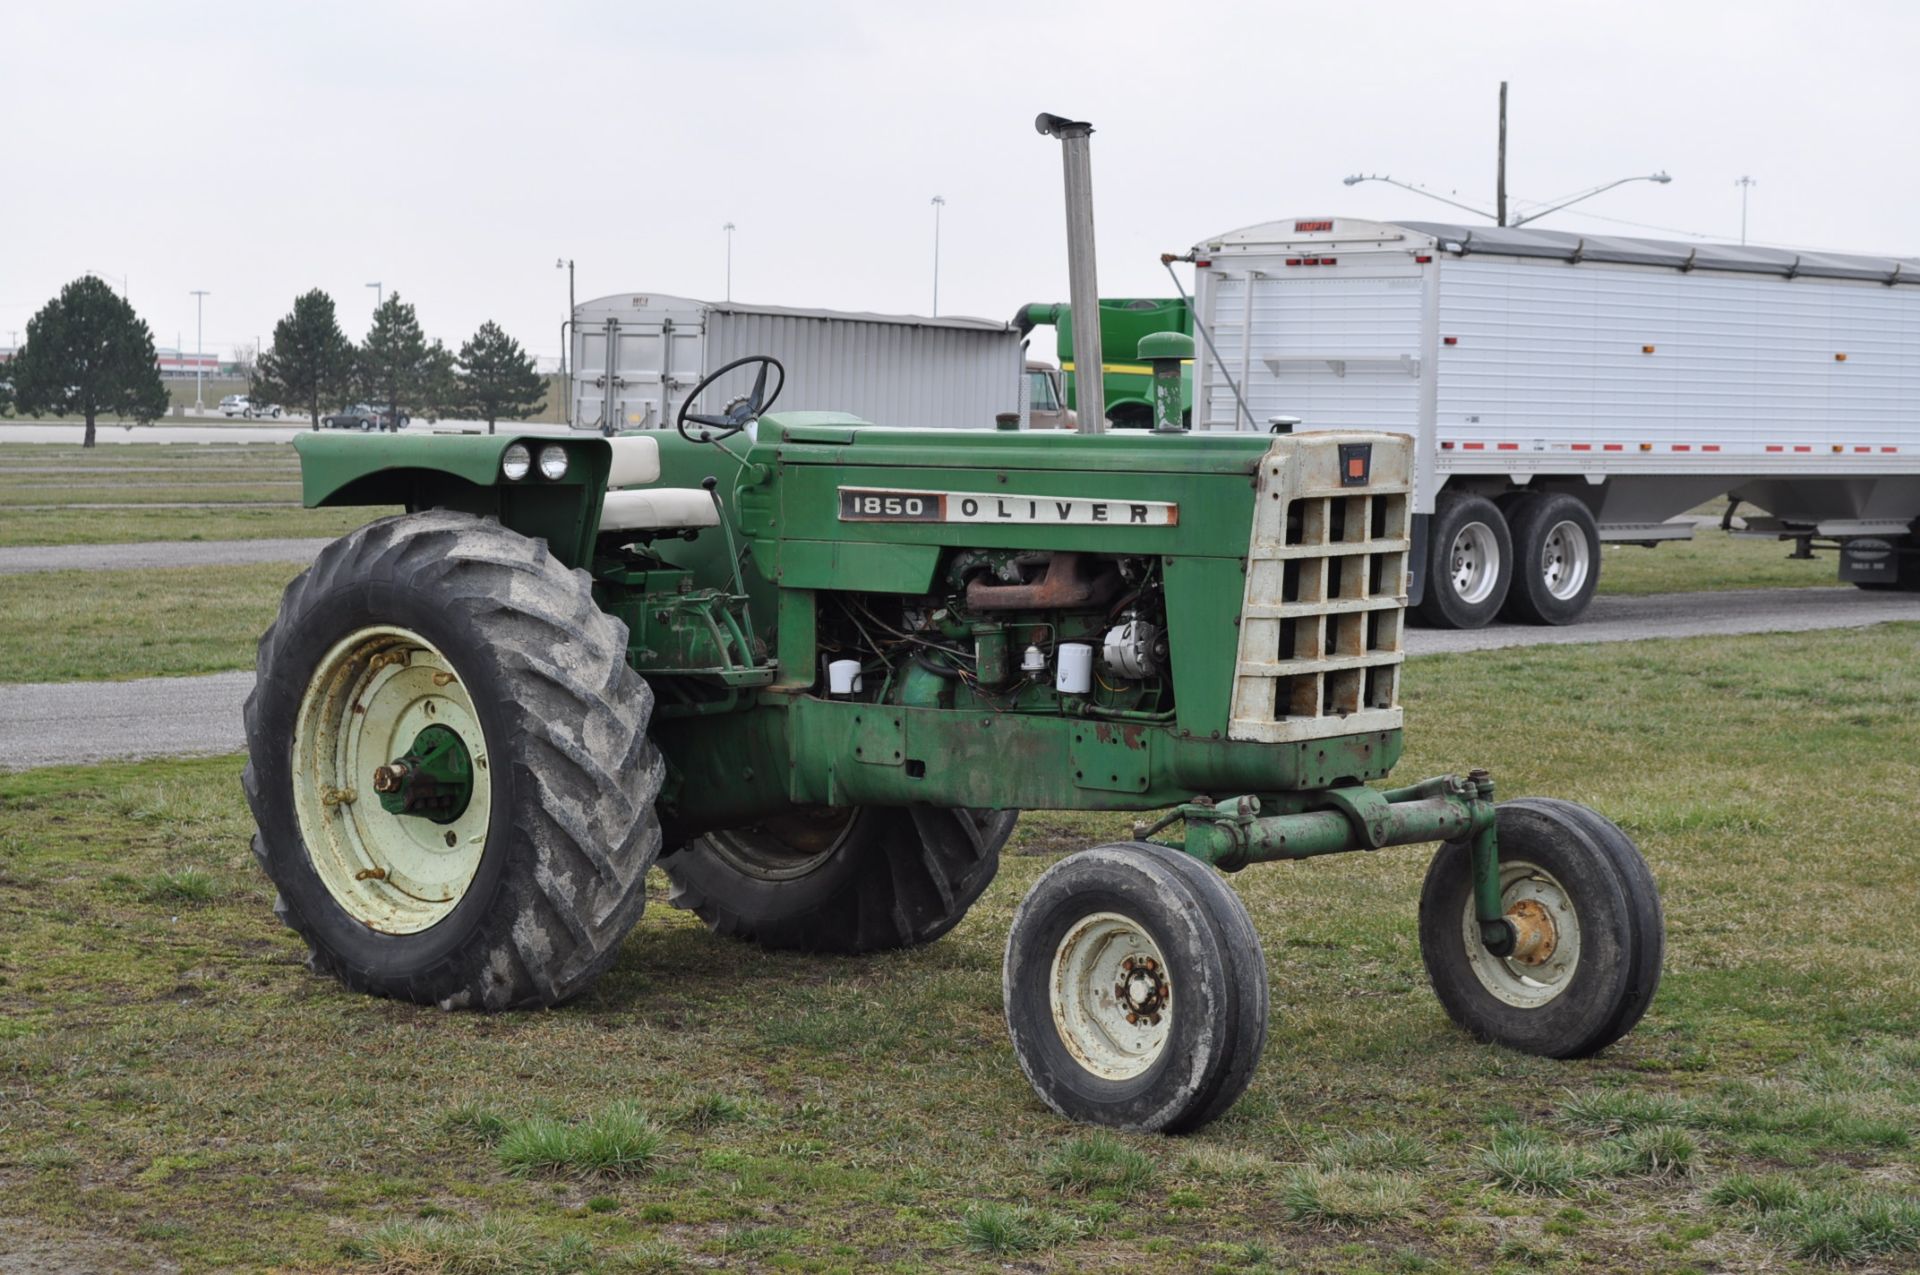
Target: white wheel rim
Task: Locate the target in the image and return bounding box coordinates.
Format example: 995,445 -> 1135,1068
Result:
291,626 -> 492,934
1448,521 -> 1501,605
1539,519 -> 1592,601
1049,911 -> 1173,1081
1460,860 -> 1582,1009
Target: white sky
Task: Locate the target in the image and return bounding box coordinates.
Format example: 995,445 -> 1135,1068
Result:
4,0 -> 1917,362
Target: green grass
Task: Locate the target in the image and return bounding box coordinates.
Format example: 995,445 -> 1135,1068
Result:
494,1103 -> 665,1179
0,442 -> 394,547
0,626 -> 1918,1270
1599,529 -> 1841,595
0,503 -> 392,548
0,563 -> 300,683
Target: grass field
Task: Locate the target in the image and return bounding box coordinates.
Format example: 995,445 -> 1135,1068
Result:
0,563 -> 298,683
2,627 -> 1918,1272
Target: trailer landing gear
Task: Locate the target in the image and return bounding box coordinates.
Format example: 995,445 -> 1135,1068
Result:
1001,774 -> 1663,1131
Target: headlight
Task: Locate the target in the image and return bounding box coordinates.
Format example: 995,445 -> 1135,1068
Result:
501,443 -> 531,481
538,445 -> 569,481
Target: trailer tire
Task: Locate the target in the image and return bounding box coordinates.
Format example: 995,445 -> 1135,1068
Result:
663,808 -> 1015,953
1003,842 -> 1268,1133
1502,493 -> 1601,625
243,510 -> 662,1011
1416,493 -> 1513,629
1418,799 -> 1662,1058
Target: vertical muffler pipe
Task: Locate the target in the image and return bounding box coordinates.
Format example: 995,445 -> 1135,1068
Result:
1035,113 -> 1105,434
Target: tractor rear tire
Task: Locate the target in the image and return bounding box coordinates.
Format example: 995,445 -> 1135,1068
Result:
663,807 -> 1015,953
243,510 -> 662,1010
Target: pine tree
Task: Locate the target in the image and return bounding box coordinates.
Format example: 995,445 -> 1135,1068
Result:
455,321 -> 547,434
359,293 -> 429,428
256,290 -> 355,429
9,277 -> 168,447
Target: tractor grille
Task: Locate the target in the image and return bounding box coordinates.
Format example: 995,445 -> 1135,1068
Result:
1228,432 -> 1412,744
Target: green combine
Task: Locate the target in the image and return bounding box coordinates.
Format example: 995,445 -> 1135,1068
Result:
1017,297 -> 1194,429
243,349 -> 1664,1132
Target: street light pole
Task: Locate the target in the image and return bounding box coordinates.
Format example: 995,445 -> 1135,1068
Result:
555,258 -> 574,376
190,290 -> 209,410
366,282 -> 382,311
1735,176 -> 1757,245
723,224 -> 735,302
930,196 -> 945,316
1340,171 -> 1671,227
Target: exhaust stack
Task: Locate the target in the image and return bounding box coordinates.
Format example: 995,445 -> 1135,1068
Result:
1035,113 -> 1105,434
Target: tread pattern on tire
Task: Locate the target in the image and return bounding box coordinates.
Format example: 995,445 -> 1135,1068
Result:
243,510 -> 662,1011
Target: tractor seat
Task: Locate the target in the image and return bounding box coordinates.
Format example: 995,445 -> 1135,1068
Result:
598,434 -> 721,532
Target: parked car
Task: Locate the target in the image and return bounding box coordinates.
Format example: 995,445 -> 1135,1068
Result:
321,405 -> 389,432
244,401 -> 284,420
218,394 -> 249,417
376,407 -> 410,429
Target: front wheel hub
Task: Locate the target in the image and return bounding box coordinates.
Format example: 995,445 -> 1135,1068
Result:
373,724 -> 474,823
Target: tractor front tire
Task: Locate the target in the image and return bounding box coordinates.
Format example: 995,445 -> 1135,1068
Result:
1003,842 -> 1269,1133
243,510 -> 662,1010
663,808 -> 1015,953
1418,799 -> 1663,1058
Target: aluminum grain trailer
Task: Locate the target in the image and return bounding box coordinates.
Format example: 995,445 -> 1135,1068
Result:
1188,218 -> 1920,626
567,294 -> 1027,435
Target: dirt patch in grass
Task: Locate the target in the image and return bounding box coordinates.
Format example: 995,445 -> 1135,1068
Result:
0,626 -> 1917,1271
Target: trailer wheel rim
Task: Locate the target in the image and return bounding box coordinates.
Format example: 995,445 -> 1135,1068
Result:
1539,520 -> 1592,600
1049,911 -> 1173,1081
1448,521 -> 1502,605
291,625 -> 492,934
1460,860 -> 1582,1009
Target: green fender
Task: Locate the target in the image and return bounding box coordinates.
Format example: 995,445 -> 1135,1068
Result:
292,432 -> 613,568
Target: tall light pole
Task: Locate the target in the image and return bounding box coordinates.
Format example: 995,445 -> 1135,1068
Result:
930,195 -> 945,316
1735,175 -> 1757,245
555,258 -> 574,378
723,223 -> 735,302
366,281 -> 382,311
190,289 -> 209,410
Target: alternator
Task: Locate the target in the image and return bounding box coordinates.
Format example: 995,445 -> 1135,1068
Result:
1101,619 -> 1164,679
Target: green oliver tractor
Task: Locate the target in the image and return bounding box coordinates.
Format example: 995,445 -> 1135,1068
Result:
243,355 -> 1664,1132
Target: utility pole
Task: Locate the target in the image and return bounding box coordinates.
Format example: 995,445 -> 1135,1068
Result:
1496,81 -> 1509,227
190,289 -> 209,410
723,224 -> 735,302
366,281 -> 382,311
930,196 -> 945,316
1735,176 -> 1756,245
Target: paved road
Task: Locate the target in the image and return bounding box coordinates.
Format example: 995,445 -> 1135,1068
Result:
3,586 -> 1915,772
1413,585 -> 1920,654
0,671 -> 253,769
0,537 -> 332,575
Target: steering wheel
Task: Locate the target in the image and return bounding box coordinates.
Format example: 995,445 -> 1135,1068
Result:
677,355 -> 785,442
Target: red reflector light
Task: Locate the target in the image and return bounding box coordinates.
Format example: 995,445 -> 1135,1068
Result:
1195,259 -> 1212,268
1443,336 -> 1458,346
1285,258 -> 1302,266
1415,255 -> 1432,263
1303,258 -> 1322,266
1321,257 -> 1337,265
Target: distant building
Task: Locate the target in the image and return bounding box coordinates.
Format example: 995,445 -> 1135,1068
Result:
155,348 -> 221,379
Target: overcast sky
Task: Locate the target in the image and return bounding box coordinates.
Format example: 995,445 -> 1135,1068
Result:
4,0 -> 1917,362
